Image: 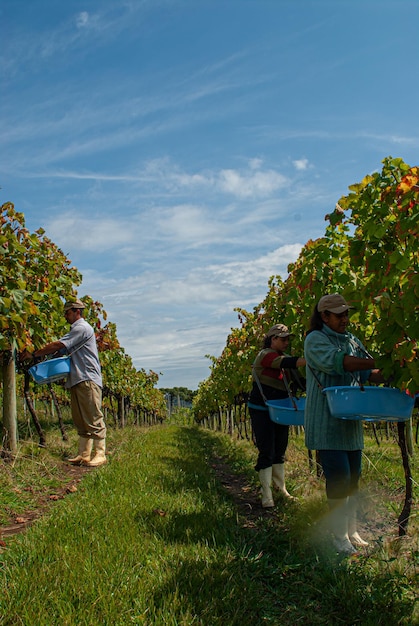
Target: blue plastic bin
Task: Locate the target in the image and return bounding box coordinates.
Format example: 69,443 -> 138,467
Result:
29,357 -> 71,384
266,397 -> 305,426
323,386 -> 414,422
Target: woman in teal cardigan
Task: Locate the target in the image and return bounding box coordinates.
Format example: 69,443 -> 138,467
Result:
304,294 -> 383,555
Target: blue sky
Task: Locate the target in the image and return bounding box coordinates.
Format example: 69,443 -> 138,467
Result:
1,1 -> 418,390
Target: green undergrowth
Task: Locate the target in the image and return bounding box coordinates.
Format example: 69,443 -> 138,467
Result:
0,424 -> 418,625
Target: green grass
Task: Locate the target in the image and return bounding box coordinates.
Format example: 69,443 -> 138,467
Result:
0,423 -> 418,625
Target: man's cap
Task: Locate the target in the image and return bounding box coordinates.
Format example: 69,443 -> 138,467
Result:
266,323 -> 292,338
317,293 -> 352,314
64,298 -> 86,311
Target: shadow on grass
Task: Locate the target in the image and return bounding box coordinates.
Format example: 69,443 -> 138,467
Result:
133,427 -> 417,625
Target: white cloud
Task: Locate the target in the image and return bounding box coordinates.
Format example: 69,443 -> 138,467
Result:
217,168 -> 288,198
9,157 -> 292,206
293,158 -> 310,171
138,158 -> 290,200
205,244 -> 302,289
46,215 -> 133,252
157,204 -> 220,242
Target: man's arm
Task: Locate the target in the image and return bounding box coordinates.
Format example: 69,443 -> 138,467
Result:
21,341 -> 66,361
33,341 -> 66,358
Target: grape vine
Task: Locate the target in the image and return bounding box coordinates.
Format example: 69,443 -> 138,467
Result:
193,157 -> 419,419
1,202 -> 166,451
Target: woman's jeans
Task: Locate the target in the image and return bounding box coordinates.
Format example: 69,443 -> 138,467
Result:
318,449 -> 362,499
249,407 -> 289,471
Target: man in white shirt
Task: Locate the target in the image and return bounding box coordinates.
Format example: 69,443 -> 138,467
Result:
28,299 -> 107,467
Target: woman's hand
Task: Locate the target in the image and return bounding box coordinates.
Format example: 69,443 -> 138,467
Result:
19,349 -> 34,362
368,369 -> 386,384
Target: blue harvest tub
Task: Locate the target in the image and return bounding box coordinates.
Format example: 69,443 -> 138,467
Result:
323,386 -> 415,422
266,397 -> 306,426
29,357 -> 71,384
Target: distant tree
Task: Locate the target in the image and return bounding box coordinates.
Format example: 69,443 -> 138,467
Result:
160,387 -> 197,405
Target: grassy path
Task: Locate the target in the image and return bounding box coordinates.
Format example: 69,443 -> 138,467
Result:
0,425 -> 418,625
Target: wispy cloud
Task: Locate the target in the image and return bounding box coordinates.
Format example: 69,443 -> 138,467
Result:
157,205 -> 221,242
205,245 -> 302,288
259,128 -> 417,146
25,158 -> 291,198
2,4 -> 152,76
46,215 -> 133,252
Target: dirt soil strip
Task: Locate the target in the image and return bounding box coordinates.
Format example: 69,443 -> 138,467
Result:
210,455 -> 280,528
0,464 -> 93,540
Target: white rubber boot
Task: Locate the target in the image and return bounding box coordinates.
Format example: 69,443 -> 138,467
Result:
68,437 -> 93,465
259,467 -> 274,508
86,439 -> 107,467
328,498 -> 358,555
348,495 -> 369,547
272,463 -> 293,498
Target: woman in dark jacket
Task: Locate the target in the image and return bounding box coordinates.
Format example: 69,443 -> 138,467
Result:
248,324 -> 305,507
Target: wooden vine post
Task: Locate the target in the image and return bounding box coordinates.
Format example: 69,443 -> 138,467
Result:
22,371 -> 46,447
2,350 -> 18,455
397,420 -> 413,536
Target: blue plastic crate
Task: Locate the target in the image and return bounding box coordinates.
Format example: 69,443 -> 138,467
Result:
29,357 -> 71,384
266,397 -> 305,426
323,386 -> 414,422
